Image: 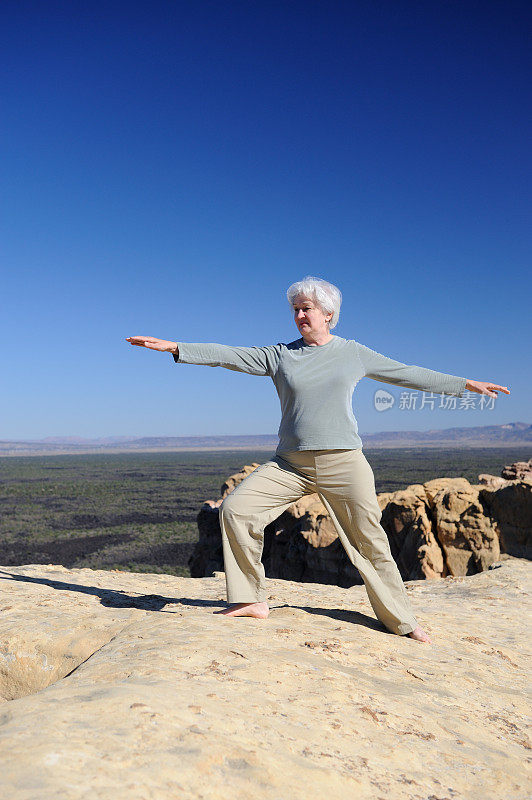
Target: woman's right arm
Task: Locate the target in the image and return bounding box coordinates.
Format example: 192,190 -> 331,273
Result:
126,336 -> 280,377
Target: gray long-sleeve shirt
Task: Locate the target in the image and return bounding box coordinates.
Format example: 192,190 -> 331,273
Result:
172,336 -> 467,452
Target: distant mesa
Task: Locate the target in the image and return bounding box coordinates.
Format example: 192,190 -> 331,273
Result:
1,422 -> 531,455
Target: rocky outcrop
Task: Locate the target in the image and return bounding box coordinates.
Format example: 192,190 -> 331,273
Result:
481,480 -> 532,560
190,460 -> 532,584
502,458 -> 532,482
382,477 -> 503,579
0,560 -> 530,799
478,458 -> 532,488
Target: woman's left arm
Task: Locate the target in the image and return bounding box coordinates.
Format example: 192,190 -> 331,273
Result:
355,342 -> 510,398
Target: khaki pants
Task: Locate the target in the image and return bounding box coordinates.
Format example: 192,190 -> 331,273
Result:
218,448 -> 419,636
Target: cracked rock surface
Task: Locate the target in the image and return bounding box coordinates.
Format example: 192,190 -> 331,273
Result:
0,559 -> 530,799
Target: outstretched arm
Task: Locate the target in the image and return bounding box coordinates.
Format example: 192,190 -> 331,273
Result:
126,336 -> 280,377
355,341 -> 510,398
356,341 -> 467,395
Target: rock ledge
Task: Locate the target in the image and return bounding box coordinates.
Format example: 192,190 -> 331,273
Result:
0,559 -> 530,799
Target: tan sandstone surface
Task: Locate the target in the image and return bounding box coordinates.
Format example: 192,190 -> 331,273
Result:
0,558 -> 530,800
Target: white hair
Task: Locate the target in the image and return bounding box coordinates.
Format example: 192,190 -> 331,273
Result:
286,276 -> 342,330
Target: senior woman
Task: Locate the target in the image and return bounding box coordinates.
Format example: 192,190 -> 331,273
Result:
126,276 -> 510,644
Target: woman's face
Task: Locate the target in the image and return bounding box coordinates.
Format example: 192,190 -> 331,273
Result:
292,294 -> 331,337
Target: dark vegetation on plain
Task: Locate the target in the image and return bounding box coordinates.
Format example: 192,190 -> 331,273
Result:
1,447 -> 529,577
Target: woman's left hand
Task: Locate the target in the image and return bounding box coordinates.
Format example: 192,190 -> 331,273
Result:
465,380 -> 511,398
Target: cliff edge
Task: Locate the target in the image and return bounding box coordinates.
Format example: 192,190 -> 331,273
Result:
0,558 -> 530,799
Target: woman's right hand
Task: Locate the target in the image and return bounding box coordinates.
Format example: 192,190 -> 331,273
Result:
126,336 -> 178,354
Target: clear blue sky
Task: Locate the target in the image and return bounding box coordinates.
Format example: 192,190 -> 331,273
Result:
2,1 -> 530,439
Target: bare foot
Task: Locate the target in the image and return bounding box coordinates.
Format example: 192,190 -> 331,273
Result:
407,625 -> 433,643
214,602 -> 269,618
